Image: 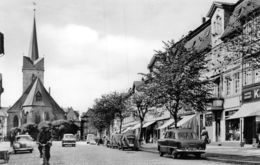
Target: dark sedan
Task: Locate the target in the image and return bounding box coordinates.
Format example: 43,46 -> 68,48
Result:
158,129 -> 206,159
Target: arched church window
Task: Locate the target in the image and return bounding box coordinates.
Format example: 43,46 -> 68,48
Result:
13,115 -> 19,127
44,112 -> 50,121
35,113 -> 41,124
36,91 -> 42,101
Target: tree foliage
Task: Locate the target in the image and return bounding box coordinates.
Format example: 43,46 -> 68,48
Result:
130,81 -> 159,142
145,39 -> 213,128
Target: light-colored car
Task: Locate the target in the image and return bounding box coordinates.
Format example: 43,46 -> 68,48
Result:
13,134 -> 34,154
86,134 -> 96,145
158,129 -> 206,159
62,134 -> 76,147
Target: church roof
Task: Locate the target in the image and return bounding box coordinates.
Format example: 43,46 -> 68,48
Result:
8,78 -> 65,117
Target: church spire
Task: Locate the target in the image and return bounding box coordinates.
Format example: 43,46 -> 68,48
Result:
28,9 -> 39,61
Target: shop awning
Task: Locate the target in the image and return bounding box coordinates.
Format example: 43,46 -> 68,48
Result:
143,120 -> 156,128
176,114 -> 196,127
229,102 -> 260,119
157,119 -> 175,130
130,123 -> 141,130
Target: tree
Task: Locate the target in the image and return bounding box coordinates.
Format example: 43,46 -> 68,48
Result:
106,92 -> 131,133
146,39 -> 213,128
130,81 -> 158,143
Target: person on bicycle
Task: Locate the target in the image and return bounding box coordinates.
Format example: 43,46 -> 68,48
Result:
37,125 -> 52,162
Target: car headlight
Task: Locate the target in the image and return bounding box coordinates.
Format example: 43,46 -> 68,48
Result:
14,143 -> 20,148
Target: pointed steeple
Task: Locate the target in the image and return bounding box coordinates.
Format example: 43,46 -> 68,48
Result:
28,10 -> 39,61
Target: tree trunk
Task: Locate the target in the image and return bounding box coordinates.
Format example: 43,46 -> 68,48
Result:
119,118 -> 123,134
138,119 -> 144,146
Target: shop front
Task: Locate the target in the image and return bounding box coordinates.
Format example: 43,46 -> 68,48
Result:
229,84 -> 260,144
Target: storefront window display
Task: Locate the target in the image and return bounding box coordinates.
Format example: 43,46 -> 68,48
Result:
225,110 -> 240,141
205,114 -> 213,127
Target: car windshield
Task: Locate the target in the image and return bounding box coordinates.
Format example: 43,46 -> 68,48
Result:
17,136 -> 32,141
64,134 -> 74,139
178,132 -> 198,140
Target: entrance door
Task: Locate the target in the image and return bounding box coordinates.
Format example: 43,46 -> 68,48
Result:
244,117 -> 255,144
216,119 -> 221,142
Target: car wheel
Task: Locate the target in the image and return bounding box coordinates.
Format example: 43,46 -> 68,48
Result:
195,153 -> 201,158
159,151 -> 164,157
62,144 -> 65,147
14,150 -> 17,154
29,149 -> 33,153
171,150 -> 178,159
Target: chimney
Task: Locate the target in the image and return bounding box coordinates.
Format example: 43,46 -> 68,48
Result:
202,17 -> 206,23
49,87 -> 51,95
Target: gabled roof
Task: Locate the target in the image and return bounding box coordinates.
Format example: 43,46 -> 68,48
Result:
207,1 -> 236,18
8,78 -> 65,117
221,0 -> 260,39
23,56 -> 44,71
0,107 -> 8,117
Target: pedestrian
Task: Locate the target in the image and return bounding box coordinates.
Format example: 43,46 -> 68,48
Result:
201,127 -> 209,144
37,125 -> 52,164
10,131 -> 15,147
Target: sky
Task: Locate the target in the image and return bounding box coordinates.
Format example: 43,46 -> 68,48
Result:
0,0 -> 237,114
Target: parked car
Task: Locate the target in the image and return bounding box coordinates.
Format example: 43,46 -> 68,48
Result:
110,133 -> 123,149
157,129 -> 206,159
120,133 -> 138,151
62,134 -> 76,147
13,134 -> 34,154
86,134 -> 97,145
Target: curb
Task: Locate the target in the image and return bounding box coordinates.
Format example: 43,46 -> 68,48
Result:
206,157 -> 260,165
140,148 -> 260,164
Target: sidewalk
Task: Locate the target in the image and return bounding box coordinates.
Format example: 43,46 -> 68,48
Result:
139,143 -> 260,164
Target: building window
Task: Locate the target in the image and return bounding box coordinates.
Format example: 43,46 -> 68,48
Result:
255,69 -> 260,83
35,113 -> 41,124
234,72 -> 240,94
35,91 -> 42,101
243,70 -> 252,86
13,115 -> 19,127
225,77 -> 231,96
44,112 -> 50,121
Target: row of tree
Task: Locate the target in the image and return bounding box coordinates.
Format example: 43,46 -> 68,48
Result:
88,38 -> 213,142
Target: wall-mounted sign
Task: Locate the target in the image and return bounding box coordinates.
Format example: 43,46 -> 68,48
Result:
242,85 -> 260,103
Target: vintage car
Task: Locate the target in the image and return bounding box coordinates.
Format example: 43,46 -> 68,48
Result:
13,134 -> 34,154
120,133 -> 138,151
62,134 -> 76,147
86,134 -> 97,145
157,129 -> 206,158
109,133 -> 123,149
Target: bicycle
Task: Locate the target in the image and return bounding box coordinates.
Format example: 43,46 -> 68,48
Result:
38,141 -> 52,165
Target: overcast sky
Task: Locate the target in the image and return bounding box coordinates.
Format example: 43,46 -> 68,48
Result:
0,0 -> 237,114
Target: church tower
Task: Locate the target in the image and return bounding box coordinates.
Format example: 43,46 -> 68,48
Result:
22,12 -> 44,92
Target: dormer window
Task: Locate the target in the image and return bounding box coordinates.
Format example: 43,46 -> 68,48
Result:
36,91 -> 42,101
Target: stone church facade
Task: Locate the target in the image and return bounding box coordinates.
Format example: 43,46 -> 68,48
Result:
7,14 -> 65,132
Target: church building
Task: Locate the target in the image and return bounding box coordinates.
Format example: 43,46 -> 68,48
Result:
7,13 -> 65,131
